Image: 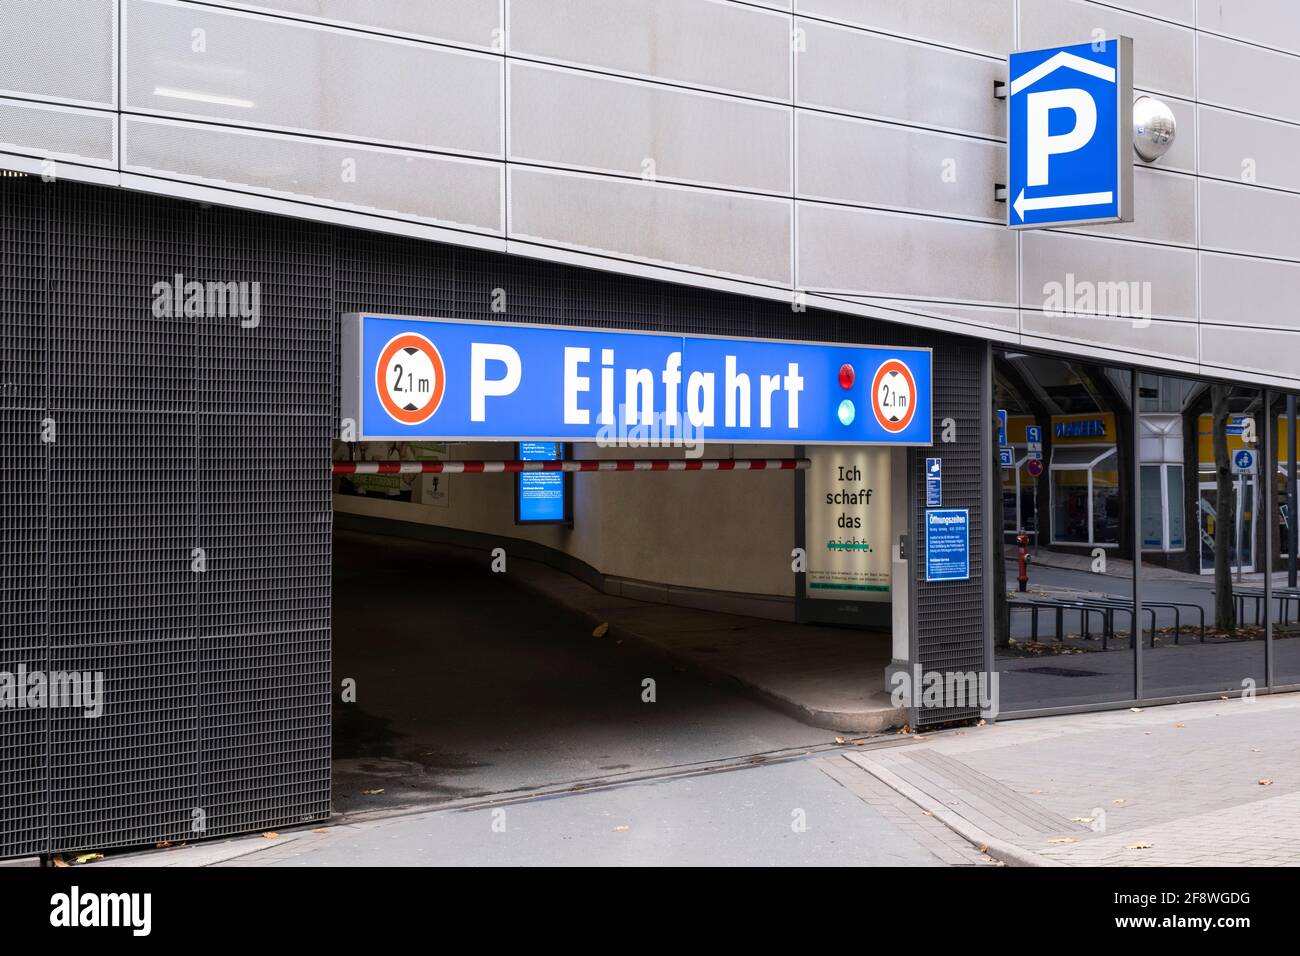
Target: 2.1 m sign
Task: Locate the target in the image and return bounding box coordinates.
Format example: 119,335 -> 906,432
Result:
1008,37 -> 1133,229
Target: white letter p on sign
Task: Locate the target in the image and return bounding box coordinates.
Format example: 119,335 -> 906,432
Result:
470,342 -> 521,422
1026,88 -> 1096,186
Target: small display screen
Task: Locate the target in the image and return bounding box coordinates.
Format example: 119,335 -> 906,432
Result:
516,442 -> 570,524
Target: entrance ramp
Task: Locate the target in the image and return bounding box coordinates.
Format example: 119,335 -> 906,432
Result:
507,555 -> 905,734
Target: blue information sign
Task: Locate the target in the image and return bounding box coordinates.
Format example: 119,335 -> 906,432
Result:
342,314 -> 932,446
1008,37 -> 1133,228
517,441 -> 568,524
926,457 -> 942,508
925,509 -> 970,583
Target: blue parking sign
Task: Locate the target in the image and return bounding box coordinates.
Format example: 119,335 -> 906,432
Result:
1009,38 -> 1133,228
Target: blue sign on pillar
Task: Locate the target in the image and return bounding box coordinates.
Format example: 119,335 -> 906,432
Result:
1008,37 -> 1134,228
926,457 -> 942,508
925,509 -> 970,583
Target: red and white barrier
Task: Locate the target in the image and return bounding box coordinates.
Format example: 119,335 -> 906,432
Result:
333,458 -> 809,475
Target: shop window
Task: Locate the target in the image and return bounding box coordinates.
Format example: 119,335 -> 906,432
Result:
1050,447 -> 1118,547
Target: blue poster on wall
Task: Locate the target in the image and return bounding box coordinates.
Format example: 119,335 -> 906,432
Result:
925,509 -> 970,583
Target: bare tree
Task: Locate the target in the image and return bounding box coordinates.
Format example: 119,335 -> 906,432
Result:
1210,385 -> 1237,634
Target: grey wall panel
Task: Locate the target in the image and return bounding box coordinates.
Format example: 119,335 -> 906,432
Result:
1197,0 -> 1300,55
847,296 -> 1020,333
1198,106 -> 1300,193
0,0 -> 115,107
1200,324 -> 1300,381
797,112 -> 1004,221
509,167 -> 793,285
507,0 -> 791,101
1200,177 -> 1300,260
797,20 -> 1005,138
125,0 -> 502,156
1101,0 -> 1194,24
1022,231 -> 1197,321
0,100 -> 116,167
1020,308 -> 1199,363
794,0 -> 1013,56
195,0 -> 502,49
1069,168 -> 1196,245
1020,0 -> 1195,98
1198,32 -> 1300,124
124,118 -> 504,234
1201,252 -> 1300,333
509,62 -> 791,194
798,202 -> 1017,303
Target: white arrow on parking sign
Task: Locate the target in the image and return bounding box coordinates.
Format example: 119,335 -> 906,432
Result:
1013,189 -> 1114,222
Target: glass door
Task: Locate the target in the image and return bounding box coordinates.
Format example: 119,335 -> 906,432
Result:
1199,478 -> 1255,575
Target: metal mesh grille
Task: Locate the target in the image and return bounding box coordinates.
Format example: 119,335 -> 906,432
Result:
912,342 -> 987,727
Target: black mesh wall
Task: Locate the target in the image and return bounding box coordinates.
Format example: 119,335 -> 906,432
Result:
0,175 -> 985,856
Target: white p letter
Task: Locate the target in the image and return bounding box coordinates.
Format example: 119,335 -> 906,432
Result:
470,343 -> 521,422
1027,88 -> 1096,187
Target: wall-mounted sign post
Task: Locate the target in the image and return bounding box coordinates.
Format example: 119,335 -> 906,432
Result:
1008,37 -> 1133,228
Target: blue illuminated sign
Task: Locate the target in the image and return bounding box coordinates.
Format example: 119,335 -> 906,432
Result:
925,509 -> 970,583
1009,37 -> 1133,228
517,441 -> 568,524
342,315 -> 933,446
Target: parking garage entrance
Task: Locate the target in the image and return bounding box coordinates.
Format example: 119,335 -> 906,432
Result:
324,313 -> 955,812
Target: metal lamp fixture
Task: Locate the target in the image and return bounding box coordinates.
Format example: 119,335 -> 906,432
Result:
1133,95 -> 1177,162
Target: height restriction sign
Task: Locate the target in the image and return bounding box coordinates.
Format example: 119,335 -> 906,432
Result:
376,332 -> 446,426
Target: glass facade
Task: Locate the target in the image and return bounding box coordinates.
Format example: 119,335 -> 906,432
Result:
993,348 -> 1300,713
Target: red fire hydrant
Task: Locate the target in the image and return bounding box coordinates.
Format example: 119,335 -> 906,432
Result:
1016,532 -> 1030,592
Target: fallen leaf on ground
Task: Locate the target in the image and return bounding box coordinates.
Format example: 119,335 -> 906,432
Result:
74,853 -> 104,864
977,720 -> 987,727
1127,842 -> 1153,850
611,825 -> 629,832
51,855 -> 68,868
310,828 -> 329,834
1112,799 -> 1127,805
1070,817 -> 1094,824
1259,778 -> 1274,786
361,788 -> 385,796
1129,707 -> 1143,713
1174,723 -> 1185,728
155,842 -> 172,849
591,622 -> 609,638
262,832 -> 279,840
835,736 -> 846,744
1048,837 -> 1077,845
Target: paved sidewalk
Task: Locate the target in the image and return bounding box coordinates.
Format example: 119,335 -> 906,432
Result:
845,693 -> 1300,866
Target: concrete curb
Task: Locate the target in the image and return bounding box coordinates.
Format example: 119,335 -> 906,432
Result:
844,752 -> 1065,867
509,565 -> 905,734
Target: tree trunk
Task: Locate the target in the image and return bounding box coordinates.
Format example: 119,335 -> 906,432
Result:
1211,386 -> 1237,634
